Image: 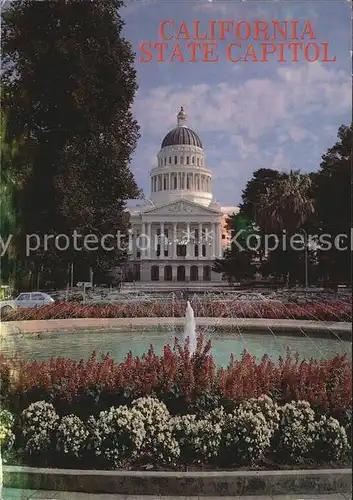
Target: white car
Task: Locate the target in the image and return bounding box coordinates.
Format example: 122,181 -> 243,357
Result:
0,292 -> 55,315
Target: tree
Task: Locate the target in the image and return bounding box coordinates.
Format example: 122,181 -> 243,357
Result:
238,168 -> 283,222
0,106 -> 22,287
256,170 -> 315,285
257,170 -> 315,233
213,214 -> 257,281
312,124 -> 352,283
2,0 -> 141,288
215,169 -> 283,282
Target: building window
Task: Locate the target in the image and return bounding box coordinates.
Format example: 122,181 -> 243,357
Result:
222,234 -> 226,239
186,156 -> 190,164
192,156 -> 195,164
174,156 -> 177,164
163,177 -> 167,190
202,244 -> 206,257
187,176 -> 190,189
177,265 -> 186,281
194,245 -> 199,257
177,245 -> 186,257
151,265 -> 159,281
173,175 -> 177,189
203,265 -> 211,282
157,244 -> 161,257
197,158 -> 199,166
190,266 -> 198,281
164,265 -> 172,281
136,250 -> 141,258
164,158 -> 167,166
169,157 -> 171,164
180,156 -> 184,165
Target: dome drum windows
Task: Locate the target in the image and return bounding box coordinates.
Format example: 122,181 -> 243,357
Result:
151,172 -> 211,193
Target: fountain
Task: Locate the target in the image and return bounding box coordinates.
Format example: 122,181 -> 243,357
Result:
184,300 -> 197,355
0,293 -> 351,365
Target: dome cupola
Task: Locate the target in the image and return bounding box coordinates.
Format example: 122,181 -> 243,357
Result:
161,107 -> 203,149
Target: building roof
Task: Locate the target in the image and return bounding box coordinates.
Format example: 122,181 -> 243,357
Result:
161,107 -> 203,149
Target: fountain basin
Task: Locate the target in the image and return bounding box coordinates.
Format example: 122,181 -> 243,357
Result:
1,318 -> 351,365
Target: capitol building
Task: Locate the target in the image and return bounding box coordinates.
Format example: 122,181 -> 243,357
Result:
126,107 -> 238,284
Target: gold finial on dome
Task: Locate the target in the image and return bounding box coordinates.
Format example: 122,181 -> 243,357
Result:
177,106 -> 187,126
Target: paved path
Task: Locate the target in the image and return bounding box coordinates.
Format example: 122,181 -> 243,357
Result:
2,491 -> 352,500
1,317 -> 351,335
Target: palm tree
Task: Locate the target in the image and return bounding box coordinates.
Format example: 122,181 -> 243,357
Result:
256,170 -> 314,233
256,170 -> 315,286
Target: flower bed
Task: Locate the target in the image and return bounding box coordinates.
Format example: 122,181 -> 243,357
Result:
1,337 -> 351,421
1,396 -> 351,470
3,299 -> 351,322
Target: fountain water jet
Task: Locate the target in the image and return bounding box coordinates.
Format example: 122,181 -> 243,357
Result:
184,300 -> 197,355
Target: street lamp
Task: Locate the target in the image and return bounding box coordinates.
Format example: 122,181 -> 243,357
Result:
302,229 -> 309,289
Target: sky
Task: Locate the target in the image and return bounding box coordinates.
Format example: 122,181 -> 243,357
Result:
122,0 -> 351,206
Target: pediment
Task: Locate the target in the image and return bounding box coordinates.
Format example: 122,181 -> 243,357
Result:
143,199 -> 221,216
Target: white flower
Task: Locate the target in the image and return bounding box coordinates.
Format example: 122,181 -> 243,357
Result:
313,416 -> 349,461
171,414 -> 222,462
88,405 -> 146,467
222,406 -> 272,464
56,415 -> 88,458
21,401 -> 59,455
276,401 -> 316,462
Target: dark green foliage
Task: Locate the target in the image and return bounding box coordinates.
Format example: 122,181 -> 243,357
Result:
217,125 -> 351,285
2,0 -> 141,287
312,124 -> 352,283
238,168 -> 283,222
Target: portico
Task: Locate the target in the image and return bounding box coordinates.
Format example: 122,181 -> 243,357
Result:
129,200 -> 223,282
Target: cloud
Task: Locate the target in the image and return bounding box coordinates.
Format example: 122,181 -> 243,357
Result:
134,62 -> 351,141
131,61 -> 350,204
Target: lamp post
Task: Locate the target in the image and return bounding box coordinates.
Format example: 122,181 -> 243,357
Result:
302,229 -> 309,289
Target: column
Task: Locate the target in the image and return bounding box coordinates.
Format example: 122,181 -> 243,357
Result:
214,222 -> 218,258
160,222 -> 165,259
186,264 -> 191,282
198,222 -> 203,259
172,222 -> 177,258
186,222 -> 190,258
130,224 -> 135,258
212,222 -> 216,259
147,222 -> 152,258
169,173 -> 171,190
141,222 -> 146,258
217,222 -> 223,258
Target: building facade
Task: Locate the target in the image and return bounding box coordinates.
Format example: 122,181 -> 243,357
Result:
127,107 -> 238,283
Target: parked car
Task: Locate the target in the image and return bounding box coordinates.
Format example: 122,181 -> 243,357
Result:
0,292 -> 55,316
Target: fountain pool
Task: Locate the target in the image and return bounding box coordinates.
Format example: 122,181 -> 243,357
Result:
1,327 -> 351,366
